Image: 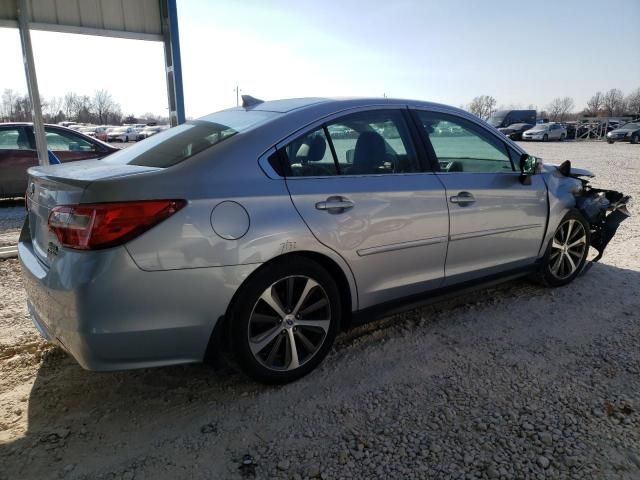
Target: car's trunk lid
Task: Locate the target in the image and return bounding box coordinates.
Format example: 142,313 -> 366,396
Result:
25,161 -> 161,266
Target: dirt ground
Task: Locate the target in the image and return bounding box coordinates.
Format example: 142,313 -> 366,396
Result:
0,141 -> 639,480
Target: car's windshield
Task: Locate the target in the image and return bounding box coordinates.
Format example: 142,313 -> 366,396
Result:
530,124 -> 548,131
621,122 -> 640,129
102,109 -> 278,168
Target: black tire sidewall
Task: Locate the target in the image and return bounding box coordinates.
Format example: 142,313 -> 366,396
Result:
543,134 -> 548,142
228,257 -> 341,384
541,210 -> 591,287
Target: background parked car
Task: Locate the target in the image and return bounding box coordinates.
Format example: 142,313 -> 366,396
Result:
607,122 -> 640,144
522,123 -> 567,141
137,125 -> 167,140
0,123 -> 117,198
107,126 -> 138,142
498,123 -> 533,141
561,122 -> 577,139
78,126 -> 108,140
488,109 -> 536,128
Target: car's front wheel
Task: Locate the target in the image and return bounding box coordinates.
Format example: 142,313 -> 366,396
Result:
228,257 -> 341,384
632,134 -> 639,144
538,210 -> 590,287
543,134 -> 548,142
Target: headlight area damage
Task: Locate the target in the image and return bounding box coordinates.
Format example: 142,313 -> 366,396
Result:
557,160 -> 632,264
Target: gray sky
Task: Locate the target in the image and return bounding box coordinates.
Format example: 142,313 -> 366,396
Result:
2,0 -> 639,118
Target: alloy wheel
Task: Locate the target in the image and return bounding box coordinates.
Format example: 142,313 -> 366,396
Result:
549,219 -> 587,280
248,275 -> 331,371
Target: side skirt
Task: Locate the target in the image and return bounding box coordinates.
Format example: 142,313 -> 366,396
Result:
349,263 -> 539,327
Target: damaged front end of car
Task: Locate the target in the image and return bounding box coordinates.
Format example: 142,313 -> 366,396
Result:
557,160 -> 632,264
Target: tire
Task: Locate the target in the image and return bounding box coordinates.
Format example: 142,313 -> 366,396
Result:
607,140 -> 615,144
537,210 -> 591,287
560,133 -> 565,141
227,257 -> 341,384
543,134 -> 548,142
632,134 -> 639,145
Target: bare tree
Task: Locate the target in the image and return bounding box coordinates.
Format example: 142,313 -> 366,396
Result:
43,96 -> 64,123
585,91 -> 604,116
602,88 -> 625,116
548,97 -> 575,122
547,98 -> 563,121
92,89 -> 118,124
1,89 -> 19,121
468,95 -> 497,120
63,92 -> 79,120
625,88 -> 640,117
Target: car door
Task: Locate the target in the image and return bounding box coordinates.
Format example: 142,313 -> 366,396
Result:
280,108 -> 449,309
412,109 -> 548,285
0,125 -> 38,197
40,126 -> 105,162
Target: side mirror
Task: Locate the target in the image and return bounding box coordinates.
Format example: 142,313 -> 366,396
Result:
519,154 -> 541,185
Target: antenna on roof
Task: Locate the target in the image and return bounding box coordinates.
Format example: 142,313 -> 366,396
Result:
241,95 -> 264,108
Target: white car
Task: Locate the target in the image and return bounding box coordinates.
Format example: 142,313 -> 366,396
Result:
522,123 -> 567,141
137,126 -> 166,140
107,127 -> 137,143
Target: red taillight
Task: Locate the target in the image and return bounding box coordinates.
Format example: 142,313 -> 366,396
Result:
48,200 -> 186,250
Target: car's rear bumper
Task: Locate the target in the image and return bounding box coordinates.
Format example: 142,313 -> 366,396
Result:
18,238 -> 260,371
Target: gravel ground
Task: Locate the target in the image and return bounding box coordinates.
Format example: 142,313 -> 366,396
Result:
0,141 -> 639,480
0,199 -> 24,247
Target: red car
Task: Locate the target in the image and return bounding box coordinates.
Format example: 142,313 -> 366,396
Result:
0,123 -> 117,198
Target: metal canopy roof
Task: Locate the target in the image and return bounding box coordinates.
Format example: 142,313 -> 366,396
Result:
2,0 -> 184,166
0,0 -> 163,41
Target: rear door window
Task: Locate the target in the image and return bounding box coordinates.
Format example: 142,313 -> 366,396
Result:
280,109 -> 420,177
44,128 -> 97,152
0,127 -> 32,150
285,127 -> 338,176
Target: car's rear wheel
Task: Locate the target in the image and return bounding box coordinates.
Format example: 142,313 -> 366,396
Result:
228,257 -> 341,384
632,134 -> 639,144
538,210 -> 590,287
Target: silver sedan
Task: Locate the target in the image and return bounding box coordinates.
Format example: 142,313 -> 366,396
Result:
19,97 -> 630,383
522,122 -> 567,141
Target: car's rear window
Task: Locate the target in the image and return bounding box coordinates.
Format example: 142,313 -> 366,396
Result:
102,110 -> 278,168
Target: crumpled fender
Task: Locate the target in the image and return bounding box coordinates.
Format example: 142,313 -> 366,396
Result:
545,160 -> 632,266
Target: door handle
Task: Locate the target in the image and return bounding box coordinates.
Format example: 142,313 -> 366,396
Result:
315,196 -> 354,213
449,191 -> 476,206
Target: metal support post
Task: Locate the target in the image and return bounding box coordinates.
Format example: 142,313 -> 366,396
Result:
162,0 -> 185,126
17,0 -> 48,165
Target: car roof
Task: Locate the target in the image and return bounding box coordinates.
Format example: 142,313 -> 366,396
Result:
202,96 -> 471,122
